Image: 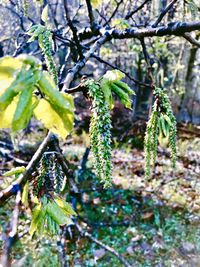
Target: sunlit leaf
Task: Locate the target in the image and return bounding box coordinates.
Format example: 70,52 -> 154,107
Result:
54,196 -> 76,216
41,5 -> 48,23
103,70 -> 125,81
0,56 -> 23,91
0,95 -> 19,128
12,88 -> 34,132
46,201 -> 73,226
29,203 -> 43,236
34,99 -> 74,139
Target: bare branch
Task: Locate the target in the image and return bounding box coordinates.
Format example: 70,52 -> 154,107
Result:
125,0 -> 151,20
62,34 -> 109,90
105,0 -> 123,26
85,0 -> 97,29
63,0 -> 83,59
75,222 -> 132,267
151,0 -> 179,28
183,33 -> 200,48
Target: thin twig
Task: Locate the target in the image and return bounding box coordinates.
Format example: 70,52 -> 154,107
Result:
62,34 -> 109,91
125,0 -> 151,20
183,33 -> 200,48
63,0 -> 83,59
151,0 -> 178,28
75,222 -> 132,267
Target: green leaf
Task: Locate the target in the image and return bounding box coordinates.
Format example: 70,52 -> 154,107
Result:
12,87 -> 34,132
159,116 -> 169,137
113,80 -> 135,95
110,83 -> 132,109
22,181 -> 29,207
0,68 -> 40,111
17,54 -> 42,69
29,203 -> 43,236
34,98 -> 74,139
100,79 -> 113,109
38,71 -> 74,112
54,196 -> 76,216
46,201 -> 73,226
3,166 -> 25,177
27,25 -> 44,42
41,5 -> 48,23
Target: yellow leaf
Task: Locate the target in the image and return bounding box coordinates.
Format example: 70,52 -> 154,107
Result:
0,95 -> 19,128
34,99 -> 74,139
0,56 -> 23,92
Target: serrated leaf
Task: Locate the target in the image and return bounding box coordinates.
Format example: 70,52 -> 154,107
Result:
100,79 -> 113,109
38,71 -> 73,112
54,196 -> 76,216
103,70 -> 125,81
34,98 -> 74,139
12,87 -> 34,132
46,201 -> 73,226
29,203 -> 42,236
41,5 -> 48,23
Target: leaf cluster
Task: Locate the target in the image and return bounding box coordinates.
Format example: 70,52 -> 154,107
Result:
0,55 -> 74,139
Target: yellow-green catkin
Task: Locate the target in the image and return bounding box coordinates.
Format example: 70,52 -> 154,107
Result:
144,87 -> 177,180
86,80 -> 112,188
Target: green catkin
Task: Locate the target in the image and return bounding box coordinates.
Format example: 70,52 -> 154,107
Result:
144,108 -> 157,179
23,0 -> 28,16
144,87 -> 177,179
33,154 -> 49,196
38,29 -> 58,85
86,80 -> 112,187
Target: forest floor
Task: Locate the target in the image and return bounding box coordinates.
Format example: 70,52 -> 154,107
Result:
0,121 -> 200,267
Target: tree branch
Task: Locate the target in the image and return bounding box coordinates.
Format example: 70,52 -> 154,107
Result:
85,0 -> 97,30
183,33 -> 200,48
63,0 -> 83,59
110,21 -> 200,39
125,0 -> 151,20
75,222 -> 132,267
62,34 -> 109,91
151,0 -> 179,28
